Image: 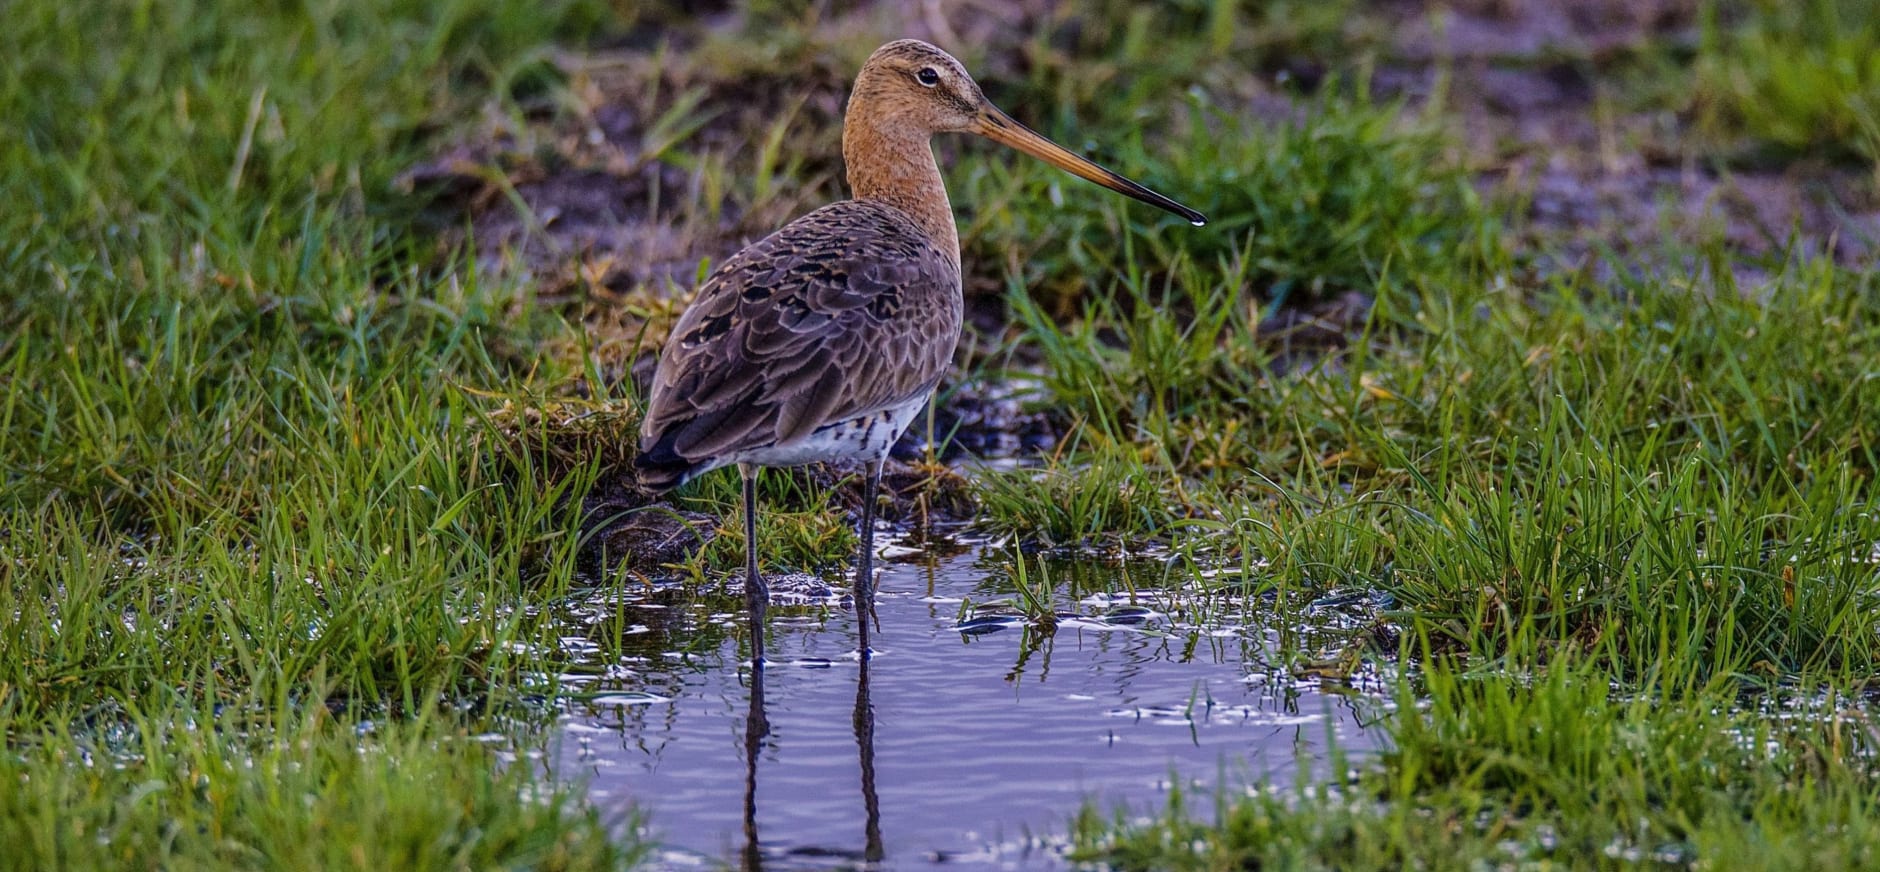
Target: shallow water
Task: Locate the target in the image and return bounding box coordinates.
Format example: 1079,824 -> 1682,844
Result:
550,536 -> 1385,869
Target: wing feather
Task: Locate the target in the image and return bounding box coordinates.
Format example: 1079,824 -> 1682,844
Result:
635,200 -> 961,490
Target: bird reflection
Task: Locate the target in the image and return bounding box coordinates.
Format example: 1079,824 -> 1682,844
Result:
739,658 -> 884,870
854,656 -> 884,863
741,665 -> 769,872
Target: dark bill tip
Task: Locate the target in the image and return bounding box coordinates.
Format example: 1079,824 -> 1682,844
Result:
1099,167 -> 1208,226
974,107 -> 1207,227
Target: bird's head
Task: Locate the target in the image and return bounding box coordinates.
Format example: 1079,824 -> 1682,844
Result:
849,39 -> 1206,226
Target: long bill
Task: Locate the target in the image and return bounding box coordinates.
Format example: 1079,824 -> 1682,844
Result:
972,105 -> 1207,226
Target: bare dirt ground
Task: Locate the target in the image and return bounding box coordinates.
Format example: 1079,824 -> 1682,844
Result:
1390,0 -> 1879,268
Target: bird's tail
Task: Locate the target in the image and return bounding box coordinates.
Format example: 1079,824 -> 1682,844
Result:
632,439 -> 705,494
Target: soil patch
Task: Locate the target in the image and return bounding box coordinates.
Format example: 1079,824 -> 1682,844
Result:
1372,0 -> 1878,268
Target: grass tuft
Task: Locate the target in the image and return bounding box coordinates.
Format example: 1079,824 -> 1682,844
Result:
1075,660 -> 1880,871
1691,0 -> 1880,165
0,707 -> 637,870
960,79 -> 1497,309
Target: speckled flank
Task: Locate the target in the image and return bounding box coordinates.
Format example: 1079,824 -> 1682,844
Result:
729,390 -> 932,470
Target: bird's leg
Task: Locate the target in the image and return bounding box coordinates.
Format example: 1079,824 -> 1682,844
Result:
740,463 -> 767,665
854,460 -> 883,657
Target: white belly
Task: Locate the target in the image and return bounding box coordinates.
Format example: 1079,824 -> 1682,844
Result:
730,392 -> 930,469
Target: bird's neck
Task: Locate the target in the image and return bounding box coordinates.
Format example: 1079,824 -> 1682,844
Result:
842,116 -> 960,269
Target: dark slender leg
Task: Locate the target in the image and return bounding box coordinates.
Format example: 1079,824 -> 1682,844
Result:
855,460 -> 883,656
853,655 -> 882,863
741,663 -> 768,871
740,463 -> 767,665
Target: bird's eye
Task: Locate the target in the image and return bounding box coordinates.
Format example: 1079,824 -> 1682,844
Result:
916,67 -> 940,87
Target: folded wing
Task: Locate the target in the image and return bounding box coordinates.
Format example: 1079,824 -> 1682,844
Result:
635,200 -> 962,491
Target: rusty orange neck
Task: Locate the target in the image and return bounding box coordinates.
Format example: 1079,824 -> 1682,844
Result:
841,107 -> 961,269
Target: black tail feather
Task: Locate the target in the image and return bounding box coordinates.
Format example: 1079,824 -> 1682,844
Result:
633,434 -> 705,494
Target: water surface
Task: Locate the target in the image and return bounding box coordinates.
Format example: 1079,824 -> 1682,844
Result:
550,538 -> 1384,869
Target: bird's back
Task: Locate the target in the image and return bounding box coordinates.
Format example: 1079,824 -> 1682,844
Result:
635,199 -> 962,492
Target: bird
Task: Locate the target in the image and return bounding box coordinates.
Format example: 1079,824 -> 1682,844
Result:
634,38 -> 1204,663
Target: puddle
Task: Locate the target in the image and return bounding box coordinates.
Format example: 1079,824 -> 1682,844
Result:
548,538 -> 1385,869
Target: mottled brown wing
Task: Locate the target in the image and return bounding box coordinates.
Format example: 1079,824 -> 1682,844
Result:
635,200 -> 962,490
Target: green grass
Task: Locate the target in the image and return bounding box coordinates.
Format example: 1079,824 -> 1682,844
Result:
679,469 -> 862,576
975,437 -> 1184,549
0,0 -> 649,862
993,244 -> 1880,670
959,78 -> 1497,310
985,0 -> 1373,132
1074,661 -> 1880,870
7,0 -> 1880,867
1692,0 -> 1880,165
953,15 -> 1880,856
974,88 -> 1880,870
0,709 -> 636,871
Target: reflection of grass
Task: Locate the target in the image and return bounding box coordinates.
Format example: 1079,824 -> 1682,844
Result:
1691,0 -> 1880,164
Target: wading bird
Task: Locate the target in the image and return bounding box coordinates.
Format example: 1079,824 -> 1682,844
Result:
635,39 -> 1204,662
